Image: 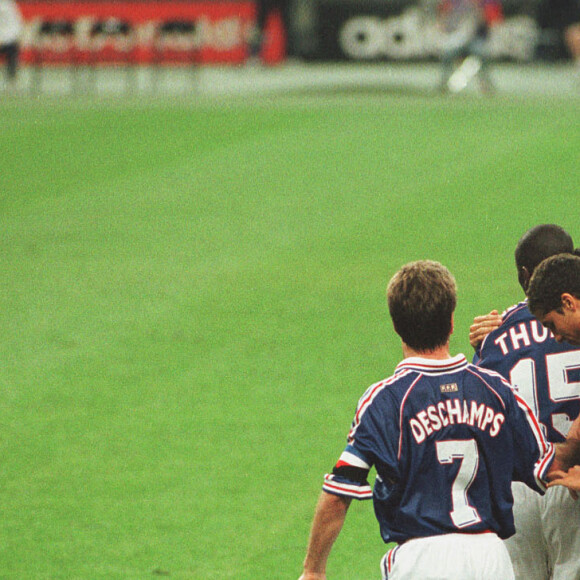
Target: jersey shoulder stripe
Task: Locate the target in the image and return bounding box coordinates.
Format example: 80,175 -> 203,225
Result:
466,366 -> 510,408
502,301 -> 528,324
474,365 -> 512,383
513,390 -> 550,455
397,373 -> 424,459
348,372 -> 409,441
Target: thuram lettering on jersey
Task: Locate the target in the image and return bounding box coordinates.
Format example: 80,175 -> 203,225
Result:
409,398 -> 505,444
494,320 -> 550,355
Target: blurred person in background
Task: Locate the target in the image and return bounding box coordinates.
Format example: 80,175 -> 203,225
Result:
0,0 -> 23,86
437,0 -> 503,93
536,0 -> 580,75
248,0 -> 293,64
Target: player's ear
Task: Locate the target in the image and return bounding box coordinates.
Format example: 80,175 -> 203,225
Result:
519,266 -> 531,293
561,293 -> 578,312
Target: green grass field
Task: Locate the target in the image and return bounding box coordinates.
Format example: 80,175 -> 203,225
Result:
1,89 -> 579,579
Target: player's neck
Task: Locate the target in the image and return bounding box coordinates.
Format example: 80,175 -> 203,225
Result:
402,342 -> 452,360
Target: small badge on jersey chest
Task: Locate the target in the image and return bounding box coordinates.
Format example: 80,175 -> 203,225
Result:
440,383 -> 458,393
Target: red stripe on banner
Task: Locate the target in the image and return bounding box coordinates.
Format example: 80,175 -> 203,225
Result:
18,1 -> 285,65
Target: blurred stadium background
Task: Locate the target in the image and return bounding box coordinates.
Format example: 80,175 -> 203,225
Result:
1,0 -> 580,96
1,0 -> 579,578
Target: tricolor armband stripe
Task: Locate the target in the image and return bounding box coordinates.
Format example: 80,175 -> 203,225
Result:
332,464 -> 370,483
338,449 -> 370,469
332,448 -> 371,484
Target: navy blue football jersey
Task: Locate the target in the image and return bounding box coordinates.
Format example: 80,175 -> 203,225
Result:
475,301 -> 580,443
323,355 -> 554,545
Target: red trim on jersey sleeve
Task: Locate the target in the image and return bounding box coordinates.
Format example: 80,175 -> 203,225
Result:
322,474 -> 373,500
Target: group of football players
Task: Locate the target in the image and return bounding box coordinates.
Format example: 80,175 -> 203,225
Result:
299,224 -> 580,580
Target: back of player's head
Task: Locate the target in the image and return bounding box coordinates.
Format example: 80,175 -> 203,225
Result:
515,224 -> 573,274
515,224 -> 574,292
528,254 -> 580,317
387,260 -> 456,352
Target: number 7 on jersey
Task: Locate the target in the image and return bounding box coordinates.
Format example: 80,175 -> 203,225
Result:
436,439 -> 482,529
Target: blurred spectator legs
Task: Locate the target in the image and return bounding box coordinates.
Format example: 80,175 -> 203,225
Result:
0,41 -> 20,84
440,34 -> 494,93
248,0 -> 293,63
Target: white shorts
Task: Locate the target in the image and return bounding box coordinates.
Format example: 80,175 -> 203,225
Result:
381,532 -> 515,580
505,482 -> 580,580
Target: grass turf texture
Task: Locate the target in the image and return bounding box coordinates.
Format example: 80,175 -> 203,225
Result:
0,92 -> 578,578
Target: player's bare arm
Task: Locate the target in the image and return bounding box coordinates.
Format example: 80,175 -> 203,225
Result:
566,409 -> 580,440
469,309 -> 502,349
549,437 -> 580,479
299,493 -> 351,580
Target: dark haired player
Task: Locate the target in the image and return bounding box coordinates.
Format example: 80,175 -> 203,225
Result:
298,260 -> 580,580
528,253 -> 580,502
528,253 -> 580,347
470,225 -> 580,580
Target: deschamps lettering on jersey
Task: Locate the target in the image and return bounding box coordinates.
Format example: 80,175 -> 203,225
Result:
409,398 -> 505,444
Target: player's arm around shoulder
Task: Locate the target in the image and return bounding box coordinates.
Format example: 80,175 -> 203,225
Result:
545,410 -> 580,496
547,465 -> 580,497
548,439 -> 580,482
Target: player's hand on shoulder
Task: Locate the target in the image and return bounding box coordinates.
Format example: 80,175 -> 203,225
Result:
469,310 -> 502,349
547,465 -> 580,499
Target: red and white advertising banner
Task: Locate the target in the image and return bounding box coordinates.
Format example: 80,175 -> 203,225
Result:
18,1 -> 285,65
